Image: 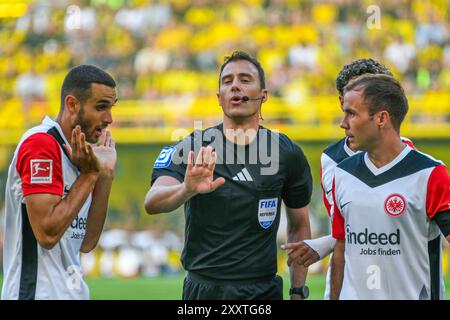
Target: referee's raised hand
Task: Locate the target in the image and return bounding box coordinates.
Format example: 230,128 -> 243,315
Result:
184,146 -> 225,195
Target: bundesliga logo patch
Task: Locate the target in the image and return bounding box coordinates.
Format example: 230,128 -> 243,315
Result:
30,159 -> 52,183
258,198 -> 278,229
384,193 -> 406,217
154,146 -> 176,168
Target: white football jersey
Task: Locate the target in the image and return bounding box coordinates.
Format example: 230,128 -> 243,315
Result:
321,137 -> 359,219
320,136 -> 414,299
332,146 -> 450,299
321,137 -> 414,218
2,117 -> 91,300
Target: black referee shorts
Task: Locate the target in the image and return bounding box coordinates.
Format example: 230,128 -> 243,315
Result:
182,272 -> 283,300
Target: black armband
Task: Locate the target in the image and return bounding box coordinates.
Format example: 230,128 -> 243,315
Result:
434,210 -> 450,237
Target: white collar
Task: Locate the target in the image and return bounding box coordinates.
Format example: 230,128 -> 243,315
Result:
364,145 -> 412,176
42,116 -> 69,146
343,136 -> 362,157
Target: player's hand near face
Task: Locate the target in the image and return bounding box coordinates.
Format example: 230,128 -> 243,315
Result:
184,146 -> 225,195
92,129 -> 116,178
63,125 -> 100,175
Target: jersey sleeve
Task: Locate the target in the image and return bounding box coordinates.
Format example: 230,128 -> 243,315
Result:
426,164 -> 450,219
16,132 -> 63,197
331,178 -> 345,240
320,152 -> 335,217
281,141 -> 313,208
151,144 -> 186,185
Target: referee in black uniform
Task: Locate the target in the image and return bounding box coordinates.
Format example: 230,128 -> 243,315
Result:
145,51 -> 313,300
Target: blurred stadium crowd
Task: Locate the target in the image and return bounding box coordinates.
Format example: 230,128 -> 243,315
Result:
0,0 -> 449,278
0,0 -> 449,126
81,228 -> 184,278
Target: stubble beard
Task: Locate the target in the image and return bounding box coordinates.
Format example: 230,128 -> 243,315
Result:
73,106 -> 97,144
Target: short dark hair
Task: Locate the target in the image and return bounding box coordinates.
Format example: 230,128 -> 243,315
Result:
344,74 -> 408,131
336,58 -> 392,96
60,65 -> 116,108
219,51 -> 266,89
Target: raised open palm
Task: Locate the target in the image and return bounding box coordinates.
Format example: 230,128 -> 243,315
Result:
184,146 -> 225,194
91,130 -> 116,174
63,126 -> 100,174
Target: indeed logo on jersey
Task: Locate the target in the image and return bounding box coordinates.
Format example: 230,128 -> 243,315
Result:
70,214 -> 87,240
258,198 -> 278,229
154,146 -> 176,168
30,159 -> 52,183
346,224 -> 400,245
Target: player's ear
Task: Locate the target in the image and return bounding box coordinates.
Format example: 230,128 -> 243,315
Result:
376,110 -> 390,128
65,95 -> 80,115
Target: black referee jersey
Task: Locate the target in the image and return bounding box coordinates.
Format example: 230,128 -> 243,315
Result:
151,123 -> 312,281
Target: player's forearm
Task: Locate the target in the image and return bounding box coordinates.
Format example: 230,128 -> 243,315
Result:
41,172 -> 99,248
81,174 -> 113,252
330,240 -> 345,300
303,234 -> 336,260
144,182 -> 195,214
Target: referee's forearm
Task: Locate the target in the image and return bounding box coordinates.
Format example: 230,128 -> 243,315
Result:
288,225 -> 310,288
144,183 -> 194,214
286,206 -> 311,295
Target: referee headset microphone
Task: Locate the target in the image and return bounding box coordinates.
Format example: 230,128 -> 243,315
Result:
240,95 -> 265,120
241,95 -> 263,102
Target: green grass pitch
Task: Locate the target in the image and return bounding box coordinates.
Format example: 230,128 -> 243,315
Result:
2,274 -> 449,299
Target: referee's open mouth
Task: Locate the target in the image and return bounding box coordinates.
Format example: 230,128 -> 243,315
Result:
230,95 -> 243,105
